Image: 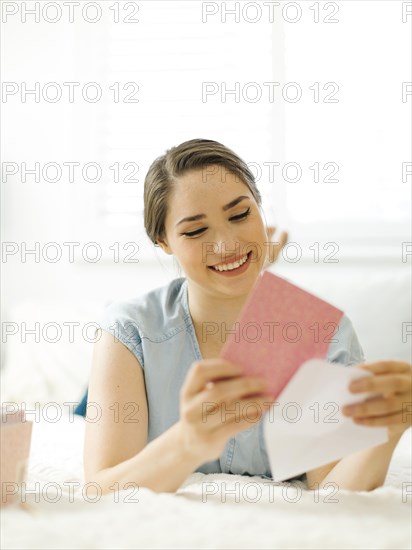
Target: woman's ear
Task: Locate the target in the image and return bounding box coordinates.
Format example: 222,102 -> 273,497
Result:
156,237 -> 173,256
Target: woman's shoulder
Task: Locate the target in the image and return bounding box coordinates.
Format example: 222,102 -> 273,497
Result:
327,313 -> 365,366
99,277 -> 188,339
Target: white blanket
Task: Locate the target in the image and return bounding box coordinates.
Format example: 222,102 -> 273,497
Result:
2,415 -> 411,550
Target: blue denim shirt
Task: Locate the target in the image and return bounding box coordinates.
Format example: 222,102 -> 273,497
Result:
76,276 -> 365,481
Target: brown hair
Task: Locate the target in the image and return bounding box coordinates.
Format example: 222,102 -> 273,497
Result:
143,138 -> 262,246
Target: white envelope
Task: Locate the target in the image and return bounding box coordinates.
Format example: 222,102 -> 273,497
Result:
263,359 -> 389,482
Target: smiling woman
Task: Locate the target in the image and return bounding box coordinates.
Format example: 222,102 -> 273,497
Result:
76,139 -> 411,494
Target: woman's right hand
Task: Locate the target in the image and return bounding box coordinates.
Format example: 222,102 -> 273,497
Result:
178,358 -> 275,464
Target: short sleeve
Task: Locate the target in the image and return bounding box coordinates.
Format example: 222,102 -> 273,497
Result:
326,314 -> 365,367
97,300 -> 145,368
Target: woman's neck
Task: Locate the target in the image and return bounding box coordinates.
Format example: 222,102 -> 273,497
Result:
186,280 -> 254,341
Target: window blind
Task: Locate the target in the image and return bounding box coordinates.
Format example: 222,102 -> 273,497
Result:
73,1 -> 276,261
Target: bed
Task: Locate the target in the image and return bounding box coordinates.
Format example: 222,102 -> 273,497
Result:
1,413 -> 411,550
1,269 -> 411,549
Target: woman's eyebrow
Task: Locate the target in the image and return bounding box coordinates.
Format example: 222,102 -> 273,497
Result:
175,195 -> 250,227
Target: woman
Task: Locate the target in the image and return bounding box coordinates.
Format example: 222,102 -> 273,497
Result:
77,139 -> 411,494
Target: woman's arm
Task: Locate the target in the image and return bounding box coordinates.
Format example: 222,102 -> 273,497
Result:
307,360 -> 411,491
86,420 -> 202,494
83,330 -> 202,494
84,331 -> 274,494
306,433 -> 404,491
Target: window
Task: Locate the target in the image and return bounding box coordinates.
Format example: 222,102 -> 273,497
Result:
69,1 -> 275,262
272,0 -> 410,258
68,0 -> 410,262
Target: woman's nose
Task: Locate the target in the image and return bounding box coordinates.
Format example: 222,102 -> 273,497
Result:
212,234 -> 242,260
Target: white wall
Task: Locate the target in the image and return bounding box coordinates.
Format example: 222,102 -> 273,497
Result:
2,1 -> 411,374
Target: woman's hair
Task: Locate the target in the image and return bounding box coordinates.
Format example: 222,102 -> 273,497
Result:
143,138 -> 262,245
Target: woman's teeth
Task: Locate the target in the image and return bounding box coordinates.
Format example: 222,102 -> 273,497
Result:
212,253 -> 248,272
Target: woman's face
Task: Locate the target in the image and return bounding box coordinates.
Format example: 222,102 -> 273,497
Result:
158,165 -> 269,298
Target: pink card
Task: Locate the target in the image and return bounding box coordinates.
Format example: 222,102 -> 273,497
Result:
1,408 -> 33,507
219,271 -> 344,398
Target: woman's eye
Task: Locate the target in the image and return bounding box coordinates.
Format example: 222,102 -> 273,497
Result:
230,207 -> 251,222
182,227 -> 207,238
181,208 -> 251,238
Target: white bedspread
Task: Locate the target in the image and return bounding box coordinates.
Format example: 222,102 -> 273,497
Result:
2,415 -> 411,550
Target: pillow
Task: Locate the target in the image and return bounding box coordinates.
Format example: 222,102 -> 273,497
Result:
1,300 -> 106,410
271,266 -> 411,364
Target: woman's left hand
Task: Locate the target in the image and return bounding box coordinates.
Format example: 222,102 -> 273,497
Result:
342,361 -> 412,439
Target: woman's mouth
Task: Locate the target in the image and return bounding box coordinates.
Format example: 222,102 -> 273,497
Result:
207,251 -> 252,276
